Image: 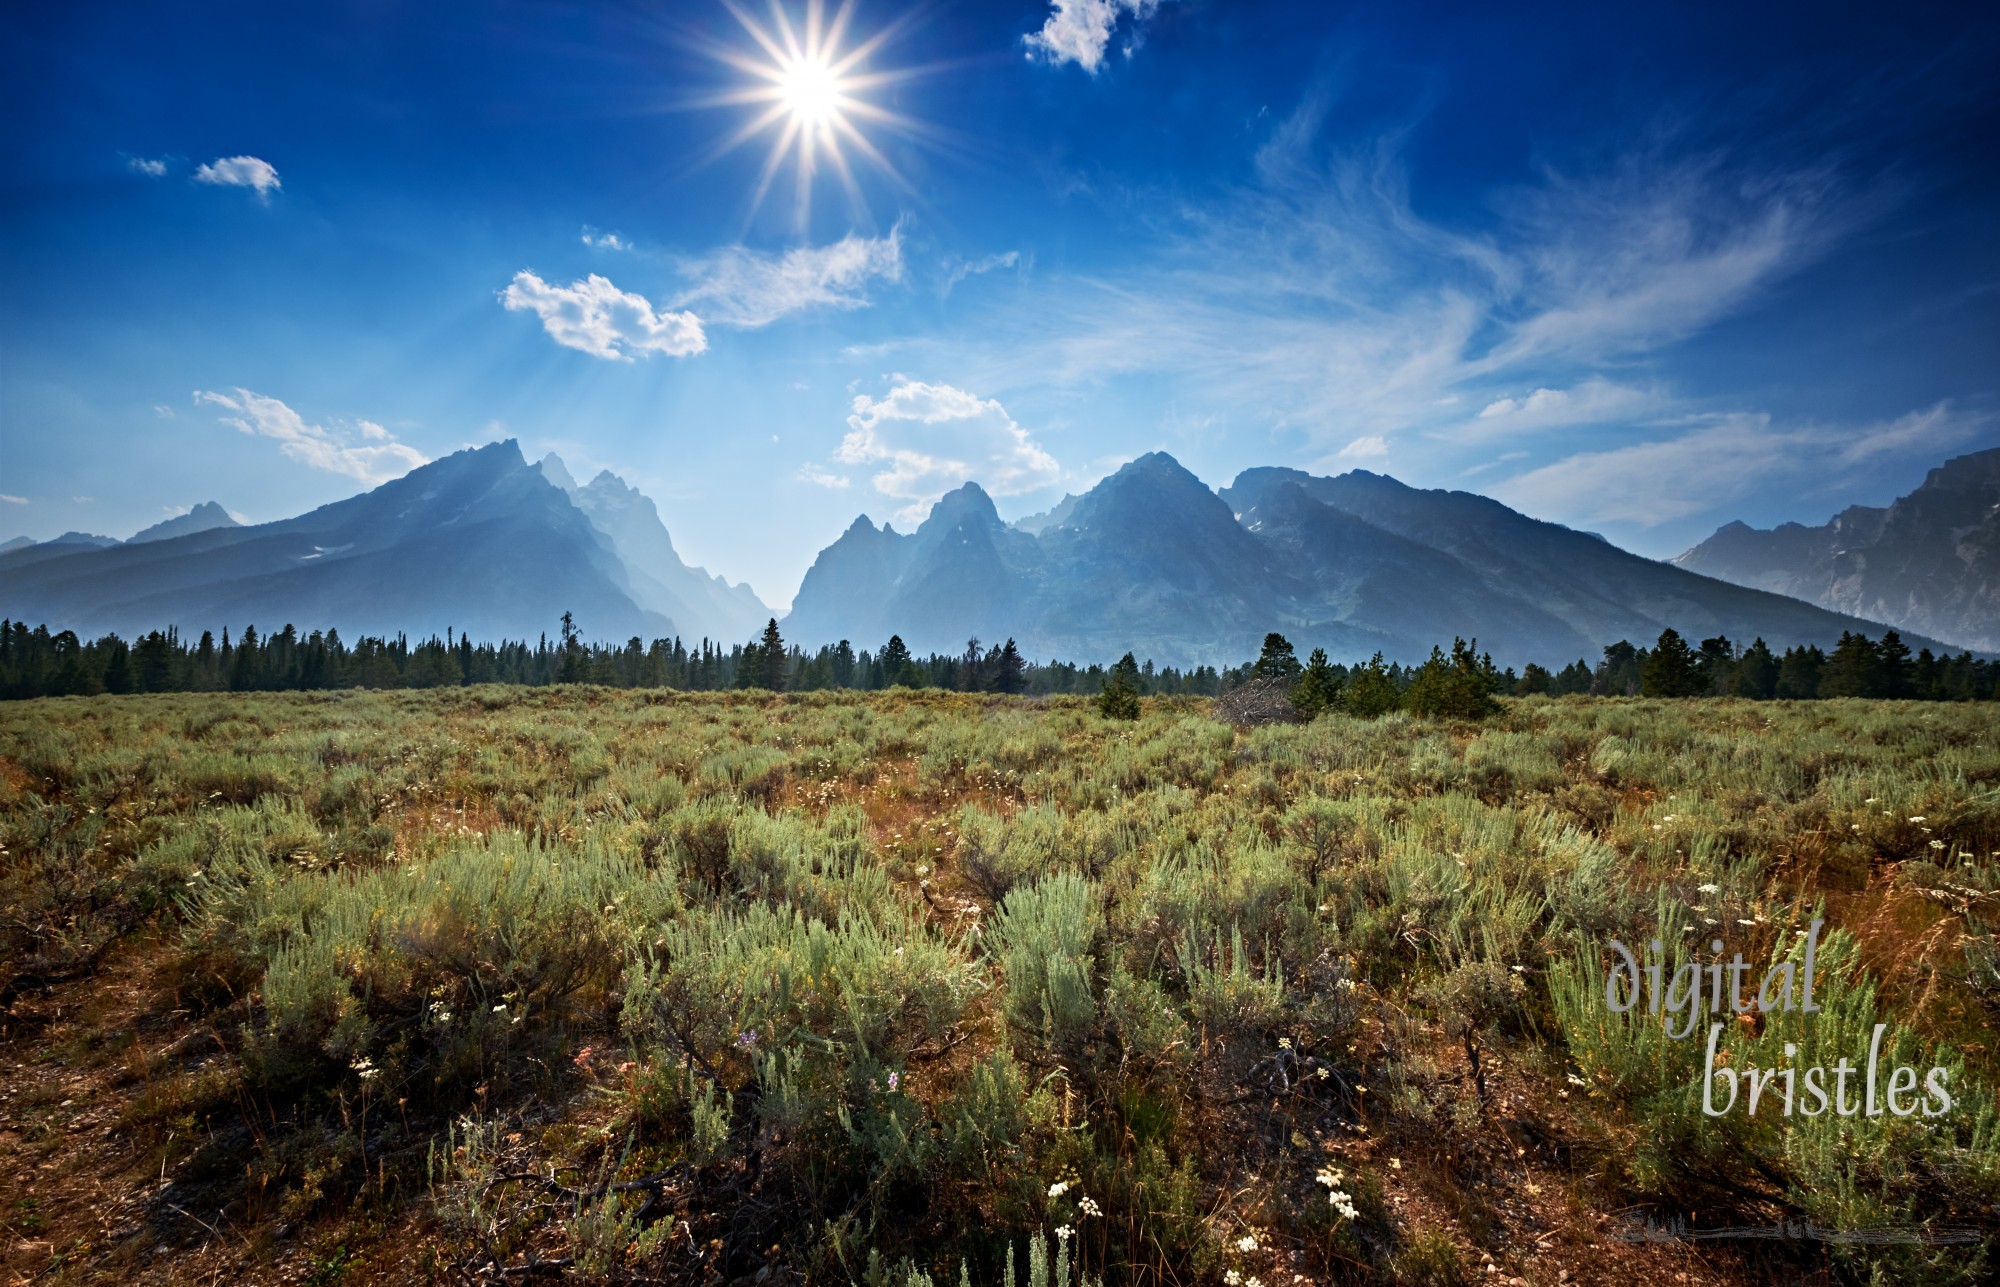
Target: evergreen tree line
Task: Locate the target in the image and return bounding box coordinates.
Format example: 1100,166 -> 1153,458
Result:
0,615 -> 1228,702
1522,627 -> 1999,702
1,615 -> 1990,704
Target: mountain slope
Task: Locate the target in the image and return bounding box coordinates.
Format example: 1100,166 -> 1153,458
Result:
0,442 -> 668,642
538,455 -> 772,644
129,502 -> 240,545
1235,467 -> 1928,663
1675,447 -> 2000,652
786,454 -> 1953,667
784,484 -> 1043,655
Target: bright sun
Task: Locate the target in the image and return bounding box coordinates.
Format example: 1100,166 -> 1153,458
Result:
777,52 -> 844,127
697,0 -> 927,231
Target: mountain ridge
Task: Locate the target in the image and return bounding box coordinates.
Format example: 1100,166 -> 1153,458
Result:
1675,447 -> 2000,652
3,441 -> 1977,666
784,451 -> 1952,667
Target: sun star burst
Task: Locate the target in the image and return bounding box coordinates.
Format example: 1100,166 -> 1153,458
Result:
702,0 -> 926,233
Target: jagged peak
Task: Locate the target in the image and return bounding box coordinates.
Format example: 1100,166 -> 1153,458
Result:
919,481 -> 1001,529
583,468 -> 635,495
537,452 -> 579,495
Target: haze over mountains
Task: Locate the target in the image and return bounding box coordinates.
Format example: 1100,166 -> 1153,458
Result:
786,452 -> 1954,667
0,442 -> 769,646
1675,447 -> 2000,654
2,441 -> 1980,666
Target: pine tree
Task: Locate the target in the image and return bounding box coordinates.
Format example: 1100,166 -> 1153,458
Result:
1099,651 -> 1141,719
1593,640 -> 1643,695
1876,630 -> 1915,699
759,619 -> 787,691
558,612 -> 584,683
1253,632 -> 1302,681
1640,628 -> 1701,698
1775,645 -> 1824,699
1820,631 -> 1881,698
992,638 -> 1028,694
1289,647 -> 1341,718
1403,638 -> 1500,719
1695,635 -> 1736,696
1342,652 -> 1400,717
879,634 -> 913,688
1516,663 -> 1552,695
1733,637 -> 1778,700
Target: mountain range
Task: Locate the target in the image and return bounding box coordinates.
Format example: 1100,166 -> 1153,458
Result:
0,442 -> 770,646
1674,447 -> 2000,653
786,452 -> 1957,667
1,440 -> 1981,666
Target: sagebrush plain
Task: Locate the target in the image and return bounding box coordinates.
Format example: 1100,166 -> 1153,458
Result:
2,689 -> 1996,1285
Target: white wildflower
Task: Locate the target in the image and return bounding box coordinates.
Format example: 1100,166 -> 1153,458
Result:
1079,1196 -> 1102,1218
1697,883 -> 1720,894
1047,1180 -> 1070,1198
1236,1234 -> 1259,1252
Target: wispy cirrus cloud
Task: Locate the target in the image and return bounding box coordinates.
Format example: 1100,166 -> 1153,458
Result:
1464,377 -> 1661,438
930,97 -> 1867,476
1025,0 -> 1171,72
796,464 -> 851,489
674,228 -> 903,329
194,388 -> 427,483
943,250 -> 1024,295
834,379 -> 1060,524
193,155 -> 280,198
1490,402 -> 1989,528
127,156 -> 168,178
501,271 -> 707,360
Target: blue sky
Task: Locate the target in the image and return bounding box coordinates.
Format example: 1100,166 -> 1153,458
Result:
3,0 -> 1996,607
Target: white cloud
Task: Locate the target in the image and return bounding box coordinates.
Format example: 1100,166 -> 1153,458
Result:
193,155 -> 280,198
152,403 -> 176,418
1479,388 -> 1566,419
1024,0 -> 1167,72
835,379 -> 1061,524
193,388 -> 427,484
128,156 -> 167,178
797,465 -> 851,489
0,494 -> 26,505
675,229 -> 903,328
358,419 -> 390,441
1464,378 -> 1657,436
924,102 -> 1859,465
500,271 -> 707,361
944,250 -> 1023,294
1336,435 -> 1388,460
1491,401 -> 1988,528
581,227 -> 629,251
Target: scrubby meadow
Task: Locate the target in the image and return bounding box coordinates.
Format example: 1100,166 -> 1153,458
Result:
1,689 -> 1996,1285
